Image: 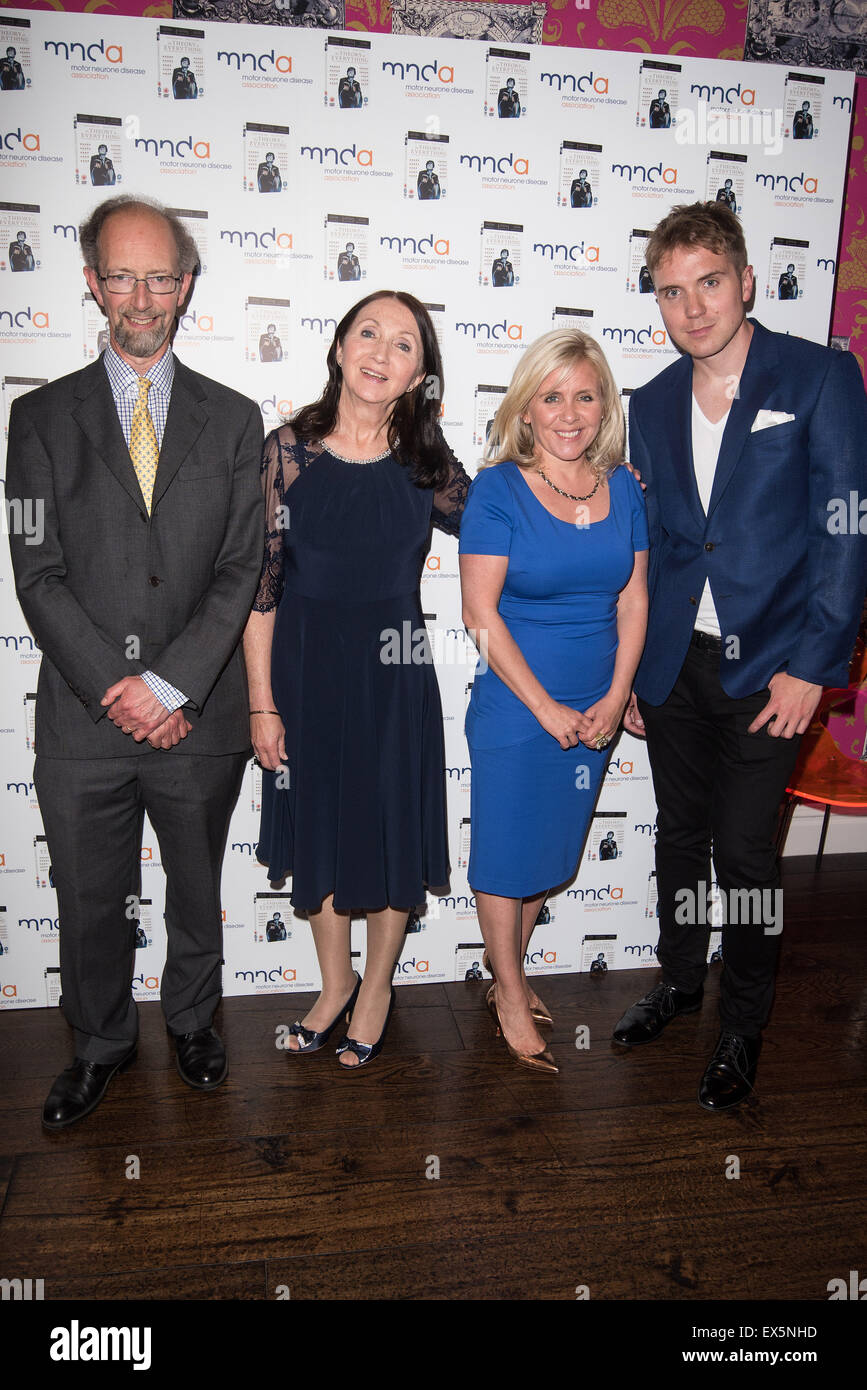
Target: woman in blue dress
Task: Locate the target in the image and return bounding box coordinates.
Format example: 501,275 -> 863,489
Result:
459,329 -> 648,1074
244,291 -> 469,1067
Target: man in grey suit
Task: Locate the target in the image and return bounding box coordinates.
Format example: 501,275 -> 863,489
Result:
6,195 -> 264,1128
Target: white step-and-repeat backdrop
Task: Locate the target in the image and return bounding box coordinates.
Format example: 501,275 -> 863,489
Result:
0,8 -> 854,1008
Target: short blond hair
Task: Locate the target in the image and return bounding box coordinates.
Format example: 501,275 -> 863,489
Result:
645,200 -> 748,281
486,328 -> 624,481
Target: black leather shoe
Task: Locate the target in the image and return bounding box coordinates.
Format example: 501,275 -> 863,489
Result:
698,1031 -> 760,1111
173,1026 -> 227,1090
42,1049 -> 137,1131
612,979 -> 704,1046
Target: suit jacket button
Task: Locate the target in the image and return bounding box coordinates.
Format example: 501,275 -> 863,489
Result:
149,575 -> 161,587
704,542 -> 715,552
689,597 -> 697,605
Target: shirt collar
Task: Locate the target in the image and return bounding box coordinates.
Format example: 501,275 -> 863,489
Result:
103,341 -> 175,398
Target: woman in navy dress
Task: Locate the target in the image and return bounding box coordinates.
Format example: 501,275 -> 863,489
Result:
244,291 -> 469,1067
460,329 -> 648,1073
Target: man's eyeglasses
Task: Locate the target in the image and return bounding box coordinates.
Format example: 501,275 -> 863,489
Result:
97,273 -> 183,295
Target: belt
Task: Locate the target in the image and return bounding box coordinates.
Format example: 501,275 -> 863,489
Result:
690,629 -> 723,653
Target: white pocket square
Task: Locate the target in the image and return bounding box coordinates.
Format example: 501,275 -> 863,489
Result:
751,409 -> 796,432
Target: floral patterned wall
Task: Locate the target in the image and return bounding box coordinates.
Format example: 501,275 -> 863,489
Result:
3,0 -> 864,368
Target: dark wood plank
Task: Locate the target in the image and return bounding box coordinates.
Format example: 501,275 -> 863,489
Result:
0,854 -> 864,1302
265,1200 -> 863,1300
41,1261 -> 267,1301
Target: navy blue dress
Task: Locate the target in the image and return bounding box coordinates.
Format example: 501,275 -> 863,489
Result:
459,461 -> 648,897
254,425 -> 468,912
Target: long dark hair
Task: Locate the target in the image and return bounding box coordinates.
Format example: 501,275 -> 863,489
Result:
291,290 -> 451,489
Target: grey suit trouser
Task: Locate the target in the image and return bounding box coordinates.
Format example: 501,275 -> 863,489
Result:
34,751 -> 247,1063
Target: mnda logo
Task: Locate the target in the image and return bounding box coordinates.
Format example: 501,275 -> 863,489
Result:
217,48 -> 292,74
220,227 -> 293,251
755,171 -> 819,194
1,128 -> 40,152
300,316 -> 336,334
0,308 -> 50,329
19,916 -> 59,931
43,37 -> 123,64
300,142 -> 373,167
533,240 -> 600,264
525,947 -> 557,965
539,70 -> 609,95
689,80 -> 755,106
235,965 -> 297,984
611,161 -> 678,185
260,394 -> 293,418
177,309 -> 214,333
606,756 -> 635,774
381,57 -> 454,84
602,326 -> 667,347
459,152 -> 529,175
455,319 -> 523,341
395,956 -> 430,973
134,134 -> 211,160
132,972 -> 160,991
566,884 -> 624,901
380,232 -> 449,258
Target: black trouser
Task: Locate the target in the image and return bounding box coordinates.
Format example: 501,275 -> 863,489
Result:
638,637 -> 802,1035
34,752 -> 247,1064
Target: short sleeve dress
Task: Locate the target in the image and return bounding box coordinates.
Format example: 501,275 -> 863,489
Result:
254,425 -> 469,912
458,460 -> 649,898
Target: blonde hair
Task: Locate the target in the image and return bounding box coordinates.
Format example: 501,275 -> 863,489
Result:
486,329 -> 624,481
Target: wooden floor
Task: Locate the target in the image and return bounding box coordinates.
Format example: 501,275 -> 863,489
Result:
1,852 -> 864,1305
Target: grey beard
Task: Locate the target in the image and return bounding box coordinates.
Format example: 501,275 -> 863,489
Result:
114,314 -> 173,359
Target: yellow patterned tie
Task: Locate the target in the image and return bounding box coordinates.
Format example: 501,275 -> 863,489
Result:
129,376 -> 158,513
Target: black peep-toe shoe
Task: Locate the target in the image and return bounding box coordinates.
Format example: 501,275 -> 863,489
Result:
285,972 -> 362,1054
336,987 -> 396,1070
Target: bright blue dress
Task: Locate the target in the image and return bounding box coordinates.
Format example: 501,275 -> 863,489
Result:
459,460 -> 648,896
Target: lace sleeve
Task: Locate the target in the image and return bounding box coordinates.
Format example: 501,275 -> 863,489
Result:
252,424 -> 302,612
431,435 -> 472,537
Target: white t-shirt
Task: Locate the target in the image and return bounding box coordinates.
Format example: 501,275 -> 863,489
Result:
691,394 -> 730,637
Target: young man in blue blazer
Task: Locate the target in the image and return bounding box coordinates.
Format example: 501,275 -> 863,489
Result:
615,201 -> 867,1109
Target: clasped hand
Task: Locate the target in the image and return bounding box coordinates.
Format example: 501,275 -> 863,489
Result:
539,689 -> 628,751
102,675 -> 192,749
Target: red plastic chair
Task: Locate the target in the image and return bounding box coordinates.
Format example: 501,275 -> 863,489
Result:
777,616 -> 867,867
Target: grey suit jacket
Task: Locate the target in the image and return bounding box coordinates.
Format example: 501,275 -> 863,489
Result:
6,354 -> 265,757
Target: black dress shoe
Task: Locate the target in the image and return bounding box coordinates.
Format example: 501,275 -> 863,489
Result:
612,979 -> 704,1047
42,1049 -> 137,1131
698,1031 -> 760,1111
173,1026 -> 227,1090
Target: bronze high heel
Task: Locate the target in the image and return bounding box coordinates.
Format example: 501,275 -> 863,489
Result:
486,985 -> 559,1075
483,950 -> 553,1028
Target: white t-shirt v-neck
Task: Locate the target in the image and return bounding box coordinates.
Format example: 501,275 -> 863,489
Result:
691,394 -> 730,637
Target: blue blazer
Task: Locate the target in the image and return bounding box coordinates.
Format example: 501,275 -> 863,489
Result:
631,319 -> 867,705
